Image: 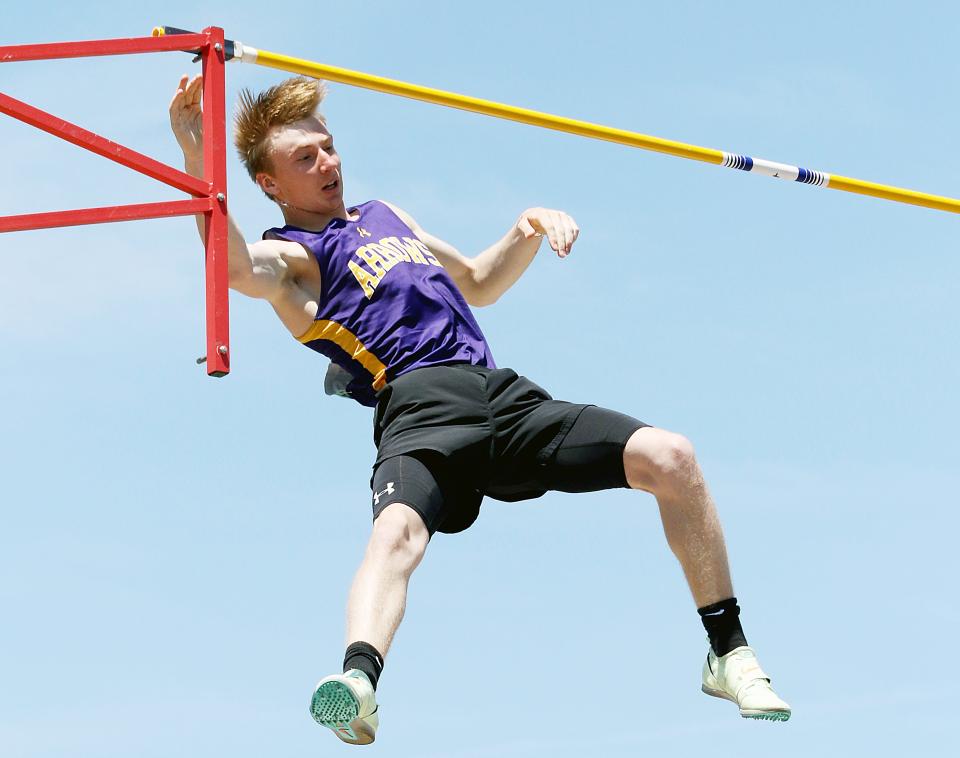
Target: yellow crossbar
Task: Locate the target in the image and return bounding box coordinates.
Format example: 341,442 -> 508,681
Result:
248,49 -> 960,215
253,50 -> 724,166
154,24 -> 960,216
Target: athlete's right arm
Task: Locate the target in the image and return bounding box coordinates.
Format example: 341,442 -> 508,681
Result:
168,74 -> 294,301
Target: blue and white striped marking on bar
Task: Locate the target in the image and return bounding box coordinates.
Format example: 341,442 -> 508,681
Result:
722,152 -> 830,187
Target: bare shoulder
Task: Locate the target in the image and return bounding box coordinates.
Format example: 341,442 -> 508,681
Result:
251,236 -> 319,278
242,237 -> 319,335
232,236 -> 318,304
251,236 -> 309,264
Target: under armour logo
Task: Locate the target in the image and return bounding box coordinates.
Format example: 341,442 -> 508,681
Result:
373,482 -> 395,505
357,226 -> 372,238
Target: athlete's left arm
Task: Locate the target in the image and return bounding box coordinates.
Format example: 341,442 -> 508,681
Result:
384,202 -> 579,306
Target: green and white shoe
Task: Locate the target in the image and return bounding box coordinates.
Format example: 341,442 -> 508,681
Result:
701,646 -> 791,722
310,669 -> 380,744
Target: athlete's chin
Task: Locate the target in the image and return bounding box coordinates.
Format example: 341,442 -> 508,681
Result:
302,196 -> 344,214
314,187 -> 344,208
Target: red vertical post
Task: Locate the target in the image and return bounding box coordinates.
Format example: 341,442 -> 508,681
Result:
201,26 -> 230,377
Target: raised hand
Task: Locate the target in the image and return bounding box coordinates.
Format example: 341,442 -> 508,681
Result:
516,207 -> 580,258
168,74 -> 204,161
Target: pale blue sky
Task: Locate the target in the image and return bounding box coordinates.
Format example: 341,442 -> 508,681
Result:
2,2 -> 958,756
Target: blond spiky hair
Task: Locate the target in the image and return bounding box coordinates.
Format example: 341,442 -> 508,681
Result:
234,76 -> 329,201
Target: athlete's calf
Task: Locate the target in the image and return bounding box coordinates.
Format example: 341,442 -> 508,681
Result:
346,502 -> 428,657
622,427 -> 733,609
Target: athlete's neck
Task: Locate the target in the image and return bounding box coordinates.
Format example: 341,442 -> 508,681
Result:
280,202 -> 356,231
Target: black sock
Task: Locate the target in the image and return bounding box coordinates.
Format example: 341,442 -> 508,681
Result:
343,641 -> 384,691
698,597 -> 748,657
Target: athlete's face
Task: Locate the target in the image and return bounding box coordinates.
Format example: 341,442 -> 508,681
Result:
258,117 -> 344,213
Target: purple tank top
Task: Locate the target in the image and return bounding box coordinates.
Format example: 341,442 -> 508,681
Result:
263,200 -> 496,406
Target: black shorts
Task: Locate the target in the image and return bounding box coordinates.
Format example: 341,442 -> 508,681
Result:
370,364 -> 648,535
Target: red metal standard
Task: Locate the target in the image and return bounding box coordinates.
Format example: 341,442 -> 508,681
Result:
201,27 -> 230,377
0,28 -> 230,377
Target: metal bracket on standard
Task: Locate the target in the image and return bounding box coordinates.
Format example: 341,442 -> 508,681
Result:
152,25 -> 239,62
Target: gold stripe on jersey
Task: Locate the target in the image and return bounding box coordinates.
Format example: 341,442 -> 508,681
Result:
296,319 -> 388,390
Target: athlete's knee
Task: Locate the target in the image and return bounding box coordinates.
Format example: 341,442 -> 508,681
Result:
368,502 -> 429,570
623,427 -> 698,493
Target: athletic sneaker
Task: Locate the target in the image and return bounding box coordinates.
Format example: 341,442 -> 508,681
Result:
701,646 -> 791,722
310,669 -> 380,744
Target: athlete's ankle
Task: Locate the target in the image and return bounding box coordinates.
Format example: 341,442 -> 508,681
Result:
343,640 -> 384,691
697,597 -> 748,657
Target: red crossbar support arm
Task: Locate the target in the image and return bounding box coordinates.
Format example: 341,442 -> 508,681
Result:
0,33 -> 209,62
0,199 -> 213,233
201,26 -> 230,377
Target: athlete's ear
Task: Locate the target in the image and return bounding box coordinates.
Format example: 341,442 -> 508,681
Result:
257,172 -> 280,199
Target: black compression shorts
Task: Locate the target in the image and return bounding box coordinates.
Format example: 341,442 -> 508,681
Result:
370,364 -> 648,535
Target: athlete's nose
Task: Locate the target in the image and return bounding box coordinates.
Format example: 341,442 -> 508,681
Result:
319,151 -> 340,173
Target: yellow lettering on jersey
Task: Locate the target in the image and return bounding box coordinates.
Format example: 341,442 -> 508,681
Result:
393,237 -> 428,264
379,237 -> 412,262
356,245 -> 393,277
414,239 -> 444,267
369,242 -> 402,267
347,259 -> 380,299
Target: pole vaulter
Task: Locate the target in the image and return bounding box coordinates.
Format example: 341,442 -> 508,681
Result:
152,25 -> 960,215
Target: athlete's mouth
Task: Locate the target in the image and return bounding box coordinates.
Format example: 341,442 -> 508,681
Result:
322,178 -> 339,191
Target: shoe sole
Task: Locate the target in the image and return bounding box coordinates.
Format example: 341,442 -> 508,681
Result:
701,685 -> 791,722
310,680 -> 378,745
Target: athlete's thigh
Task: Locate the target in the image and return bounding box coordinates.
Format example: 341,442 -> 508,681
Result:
371,452 -> 483,536
540,405 -> 649,493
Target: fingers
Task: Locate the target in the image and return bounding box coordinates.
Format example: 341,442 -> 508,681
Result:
169,74 -> 203,112
168,73 -> 205,156
551,211 -> 576,257
521,208 -> 580,258
185,73 -> 203,106
168,74 -> 188,111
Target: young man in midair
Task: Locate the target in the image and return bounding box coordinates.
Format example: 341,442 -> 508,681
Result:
169,73 -> 790,744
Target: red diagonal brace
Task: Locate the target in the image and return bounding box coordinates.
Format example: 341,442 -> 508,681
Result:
0,92 -> 210,197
